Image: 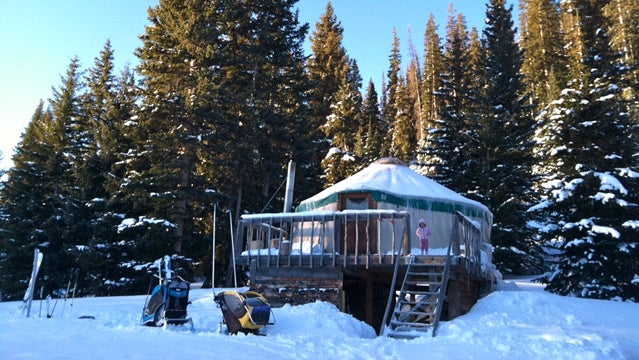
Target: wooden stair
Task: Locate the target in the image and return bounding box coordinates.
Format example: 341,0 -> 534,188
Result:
383,255 -> 450,339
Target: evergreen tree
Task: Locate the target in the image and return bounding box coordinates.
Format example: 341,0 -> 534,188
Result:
462,27 -> 489,198
560,0 -> 589,86
306,1 -> 350,195
519,0 -> 567,108
604,0 -> 639,86
533,0 -> 639,300
0,103 -> 58,300
405,29 -> 422,141
389,74 -> 416,163
604,0 -> 639,126
321,60 -> 363,186
415,14 -> 445,176
429,8 -> 472,189
69,43 -> 142,296
230,0 -> 310,213
0,57 -> 93,298
43,58 -> 89,296
482,0 -> 538,275
358,80 -> 384,164
120,0 -> 233,288
384,29 -> 415,161
129,0 -> 310,289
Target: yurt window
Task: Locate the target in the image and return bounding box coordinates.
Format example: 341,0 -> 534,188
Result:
339,193 -> 376,211
346,197 -> 368,210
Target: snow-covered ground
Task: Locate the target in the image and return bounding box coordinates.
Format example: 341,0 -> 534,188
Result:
2,278 -> 638,359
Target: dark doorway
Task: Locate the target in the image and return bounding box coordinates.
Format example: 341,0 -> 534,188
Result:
343,271 -> 392,335
338,193 -> 378,255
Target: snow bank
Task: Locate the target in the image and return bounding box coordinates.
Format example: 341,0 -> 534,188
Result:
2,278 -> 638,359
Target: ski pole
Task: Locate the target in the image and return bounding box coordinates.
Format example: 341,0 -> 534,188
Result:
61,269 -> 74,316
69,270 -> 79,315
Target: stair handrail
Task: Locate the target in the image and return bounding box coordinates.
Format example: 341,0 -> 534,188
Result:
431,220 -> 456,337
380,227 -> 406,336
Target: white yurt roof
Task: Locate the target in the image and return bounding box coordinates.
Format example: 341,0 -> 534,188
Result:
296,158 -> 491,218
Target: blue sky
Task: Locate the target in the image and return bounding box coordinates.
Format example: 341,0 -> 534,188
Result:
0,0 -> 502,169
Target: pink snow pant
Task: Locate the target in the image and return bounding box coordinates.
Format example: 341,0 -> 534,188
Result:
420,238 -> 429,253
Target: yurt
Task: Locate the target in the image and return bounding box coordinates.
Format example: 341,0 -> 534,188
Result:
295,158 -> 493,253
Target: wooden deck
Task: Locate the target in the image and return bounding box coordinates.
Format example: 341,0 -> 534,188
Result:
233,210 -> 495,335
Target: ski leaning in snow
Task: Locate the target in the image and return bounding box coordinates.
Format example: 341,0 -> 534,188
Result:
21,248 -> 43,318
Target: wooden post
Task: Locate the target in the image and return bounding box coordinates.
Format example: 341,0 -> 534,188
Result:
250,259 -> 257,288
451,214 -> 461,256
365,275 -> 374,326
283,160 -> 296,213
447,278 -> 461,319
403,216 -> 411,256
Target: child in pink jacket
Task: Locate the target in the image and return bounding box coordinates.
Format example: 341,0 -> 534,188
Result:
416,219 -> 431,255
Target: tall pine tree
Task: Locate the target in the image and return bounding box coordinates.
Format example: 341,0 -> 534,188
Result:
306,1 -> 350,193
481,0 -> 539,275
0,103 -> 58,299
358,80 -> 384,165
533,0 -> 639,300
429,8 -> 472,189
321,60 -> 363,186
519,0 -> 567,108
384,29 -> 416,162
415,15 -> 445,176
128,0 -> 310,288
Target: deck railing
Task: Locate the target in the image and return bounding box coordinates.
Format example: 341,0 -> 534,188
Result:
236,210 -> 410,268
451,211 -> 492,279
235,210 -> 491,279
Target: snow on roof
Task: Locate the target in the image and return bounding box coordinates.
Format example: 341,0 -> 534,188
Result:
299,158 -> 490,213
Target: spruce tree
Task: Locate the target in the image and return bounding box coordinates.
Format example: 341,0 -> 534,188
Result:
389,75 -> 416,163
129,0 -> 309,288
519,0 -> 567,108
44,58 -> 88,295
533,0 -> 639,300
0,57 -> 104,297
69,42 -> 141,296
227,0 -> 310,212
359,80 -> 384,164
604,0 -> 639,85
429,8 -> 471,189
321,60 -> 363,186
604,0 -> 639,127
0,103 -> 58,300
0,56 -> 94,297
125,0 -> 234,282
406,30 -> 422,142
462,27 -> 489,198
415,14 -> 445,176
306,1 -> 350,195
482,0 -> 538,275
384,29 -> 415,161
